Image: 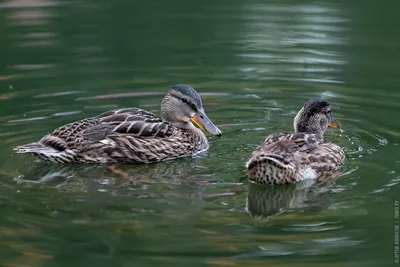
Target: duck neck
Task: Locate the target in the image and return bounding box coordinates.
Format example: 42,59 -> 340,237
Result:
293,109 -> 324,135
181,123 -> 209,150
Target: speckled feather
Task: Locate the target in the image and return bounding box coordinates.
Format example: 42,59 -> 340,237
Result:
14,108 -> 208,163
246,132 -> 345,185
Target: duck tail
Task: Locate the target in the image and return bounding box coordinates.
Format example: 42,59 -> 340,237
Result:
13,142 -> 57,154
246,154 -> 295,184
246,154 -> 290,170
14,141 -> 77,163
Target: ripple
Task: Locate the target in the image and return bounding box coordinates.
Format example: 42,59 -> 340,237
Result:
75,92 -> 163,100
0,1 -> 68,8
282,225 -> 343,233
33,91 -> 83,98
7,110 -> 81,124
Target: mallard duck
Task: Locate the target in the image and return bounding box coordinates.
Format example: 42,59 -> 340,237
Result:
14,84 -> 222,164
246,98 -> 345,185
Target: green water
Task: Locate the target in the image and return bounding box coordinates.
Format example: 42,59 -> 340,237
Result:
1,0 -> 399,266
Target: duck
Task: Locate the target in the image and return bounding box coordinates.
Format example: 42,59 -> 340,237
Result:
246,98 -> 345,185
14,84 -> 222,164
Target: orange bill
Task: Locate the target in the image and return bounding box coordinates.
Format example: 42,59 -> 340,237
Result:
190,109 -> 222,136
328,119 -> 341,128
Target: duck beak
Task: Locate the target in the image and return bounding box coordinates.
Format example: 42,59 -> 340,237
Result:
328,119 -> 341,128
190,109 -> 222,136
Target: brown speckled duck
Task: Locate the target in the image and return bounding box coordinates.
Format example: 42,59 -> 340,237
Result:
14,84 -> 222,163
246,98 -> 345,185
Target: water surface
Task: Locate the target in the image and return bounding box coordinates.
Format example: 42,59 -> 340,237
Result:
0,0 -> 399,266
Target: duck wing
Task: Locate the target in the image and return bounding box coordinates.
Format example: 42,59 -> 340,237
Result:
81,108 -> 175,141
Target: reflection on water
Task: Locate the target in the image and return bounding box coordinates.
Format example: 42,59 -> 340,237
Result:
14,157 -> 214,191
246,181 -> 331,219
0,0 -> 399,266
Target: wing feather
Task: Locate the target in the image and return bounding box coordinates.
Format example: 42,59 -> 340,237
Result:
84,108 -> 175,139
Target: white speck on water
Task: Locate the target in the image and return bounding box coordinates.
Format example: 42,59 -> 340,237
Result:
244,94 -> 261,99
379,137 -> 388,146
53,111 -> 81,117
242,127 -> 265,131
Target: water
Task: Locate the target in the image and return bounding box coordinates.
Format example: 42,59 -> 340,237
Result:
1,0 -> 399,266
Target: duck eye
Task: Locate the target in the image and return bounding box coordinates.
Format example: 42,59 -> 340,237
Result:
181,98 -> 188,103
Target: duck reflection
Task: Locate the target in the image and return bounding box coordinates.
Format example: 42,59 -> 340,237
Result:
14,157 -> 205,190
246,180 -> 332,219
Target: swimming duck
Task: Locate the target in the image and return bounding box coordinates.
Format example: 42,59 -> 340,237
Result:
246,98 -> 344,185
14,84 -> 222,163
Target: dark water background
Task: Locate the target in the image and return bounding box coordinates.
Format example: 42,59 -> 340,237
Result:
0,0 -> 399,266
